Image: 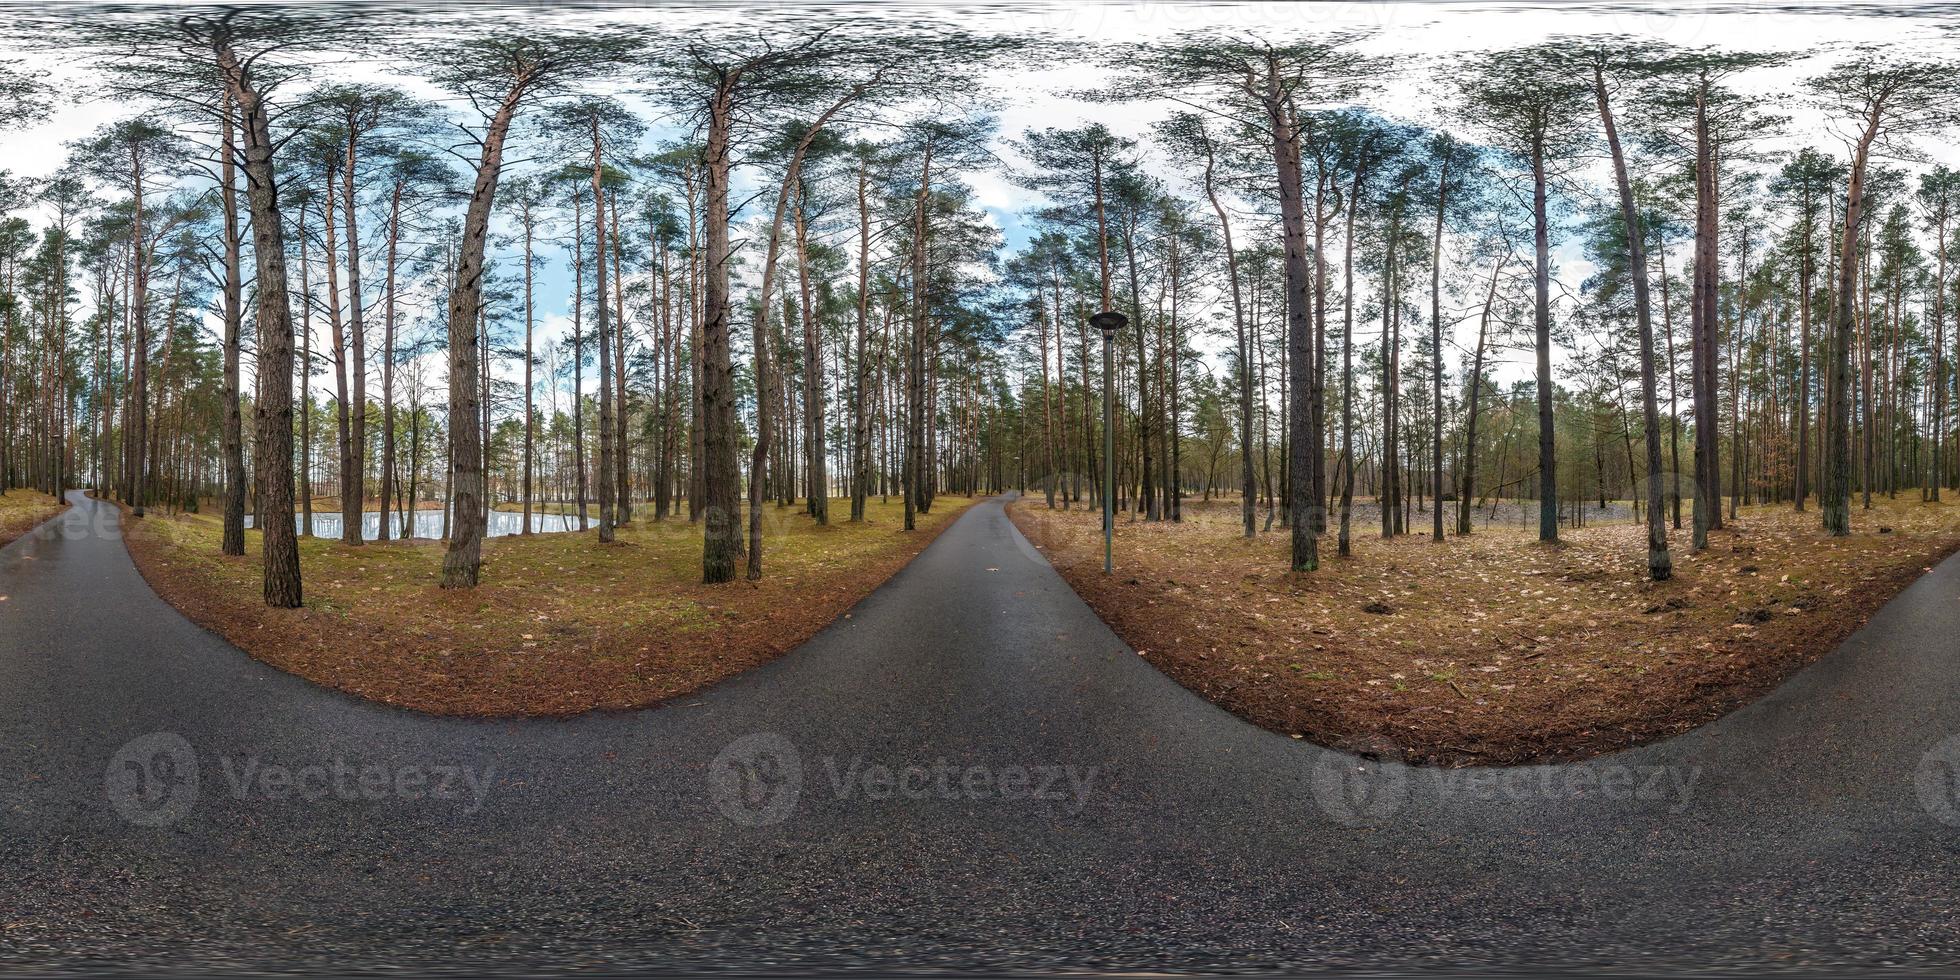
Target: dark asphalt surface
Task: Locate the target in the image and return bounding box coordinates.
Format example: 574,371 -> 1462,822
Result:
4,489 -> 1960,974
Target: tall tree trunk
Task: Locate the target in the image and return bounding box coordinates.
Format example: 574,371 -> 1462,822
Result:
591,114 -> 616,545
745,257 -> 775,577
1339,152 -> 1369,554
1597,63 -> 1672,580
1198,125 -> 1254,538
1658,244 -> 1684,528
219,87 -> 246,556
298,202 -> 314,537
441,79 -> 528,587
1123,212 -> 1154,522
699,73 -> 744,582
1262,58 -> 1317,572
1691,76 -> 1723,545
1308,164 -> 1330,537
796,183 -> 827,525
572,193 -> 589,531
1383,213 -> 1401,539
379,179 -> 402,542
1932,204 -> 1948,503
738,88 -> 868,572
651,219 -> 674,521
0,255 -> 11,497
1532,129 -> 1558,543
1167,232 -> 1183,522
903,138 -> 934,533
521,200 -> 535,534
684,165 -> 705,523
323,162 -> 356,544
610,193 -> 631,525
1038,295 -> 1056,507
341,122 -> 368,543
128,142 -> 149,517
213,34 -> 302,607
1430,146 -> 1449,543
1458,256 -> 1500,536
851,156 -> 873,522
1825,107 -> 1881,536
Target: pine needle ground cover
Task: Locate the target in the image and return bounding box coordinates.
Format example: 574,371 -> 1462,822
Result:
125,496 -> 975,715
1011,495 -> 1960,766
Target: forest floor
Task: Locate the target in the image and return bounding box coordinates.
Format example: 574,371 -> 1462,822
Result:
0,490 -> 67,549
1010,492 -> 1960,766
123,495 -> 976,715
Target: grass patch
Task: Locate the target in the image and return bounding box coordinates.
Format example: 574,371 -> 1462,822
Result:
125,495 -> 977,715
0,490 -> 67,549
1010,493 -> 1960,766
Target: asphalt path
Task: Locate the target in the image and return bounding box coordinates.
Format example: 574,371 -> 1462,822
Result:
3,489 -> 1959,974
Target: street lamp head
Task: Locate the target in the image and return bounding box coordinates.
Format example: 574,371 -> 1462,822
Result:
1089,310 -> 1128,335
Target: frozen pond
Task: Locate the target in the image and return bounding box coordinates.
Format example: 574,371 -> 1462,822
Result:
247,507 -> 584,541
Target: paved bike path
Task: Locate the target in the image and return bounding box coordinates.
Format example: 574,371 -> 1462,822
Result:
3,490 -> 1959,972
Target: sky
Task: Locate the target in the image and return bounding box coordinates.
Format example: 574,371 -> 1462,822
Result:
6,0 -> 1960,403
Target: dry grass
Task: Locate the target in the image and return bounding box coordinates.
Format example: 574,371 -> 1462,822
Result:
1011,492 -> 1960,766
125,496 -> 976,715
0,490 -> 67,548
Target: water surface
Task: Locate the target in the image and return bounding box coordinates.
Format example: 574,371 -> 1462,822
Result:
248,507 -> 584,541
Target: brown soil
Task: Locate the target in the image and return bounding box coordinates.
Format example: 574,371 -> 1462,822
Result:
124,496 -> 976,716
1010,494 -> 1960,767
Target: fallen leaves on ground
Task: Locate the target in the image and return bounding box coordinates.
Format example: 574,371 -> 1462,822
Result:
124,496 -> 976,715
1010,493 -> 1960,766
